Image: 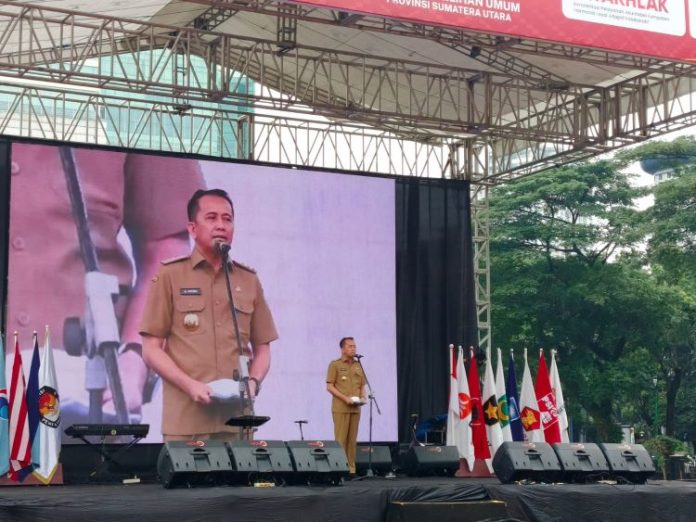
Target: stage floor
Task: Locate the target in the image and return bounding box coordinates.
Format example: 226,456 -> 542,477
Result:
0,476 -> 695,522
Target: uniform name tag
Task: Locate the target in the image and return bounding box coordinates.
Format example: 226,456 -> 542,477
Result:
180,288 -> 201,296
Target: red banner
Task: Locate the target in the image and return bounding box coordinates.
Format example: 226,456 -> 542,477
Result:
294,0 -> 695,63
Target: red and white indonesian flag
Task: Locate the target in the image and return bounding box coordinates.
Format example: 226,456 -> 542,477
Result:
550,349 -> 569,443
535,349 -> 561,444
495,348 -> 512,443
454,346 -> 474,470
33,327 -> 61,484
482,347 -> 504,470
520,349 -> 544,443
8,334 -> 31,481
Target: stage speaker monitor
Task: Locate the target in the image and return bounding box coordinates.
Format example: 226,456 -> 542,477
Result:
403,445 -> 459,477
355,444 -> 393,476
552,443 -> 610,483
226,440 -> 294,484
157,441 -> 233,489
599,443 -> 656,484
492,441 -> 562,484
285,440 -> 349,485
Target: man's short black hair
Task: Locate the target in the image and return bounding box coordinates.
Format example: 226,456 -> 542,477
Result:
187,189 -> 235,221
339,337 -> 354,349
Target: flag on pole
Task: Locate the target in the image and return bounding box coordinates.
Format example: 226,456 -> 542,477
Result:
9,333 -> 32,481
506,350 -> 525,442
454,346 -> 474,470
495,348 -> 512,442
520,348 -> 543,442
19,332 -> 41,481
549,349 -> 569,443
0,333 -> 9,476
482,347 -> 504,469
535,349 -> 561,444
34,326 -> 61,484
446,345 -> 458,447
467,347 -> 490,461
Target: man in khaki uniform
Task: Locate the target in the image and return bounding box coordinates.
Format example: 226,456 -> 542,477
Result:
326,337 -> 366,474
140,188 -> 278,441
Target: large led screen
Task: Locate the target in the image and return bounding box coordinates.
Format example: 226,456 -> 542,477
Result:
4,142 -> 397,443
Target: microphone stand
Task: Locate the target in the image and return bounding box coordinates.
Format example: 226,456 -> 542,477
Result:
60,146 -> 128,424
294,420 -> 308,441
354,356 -> 382,480
218,243 -> 269,440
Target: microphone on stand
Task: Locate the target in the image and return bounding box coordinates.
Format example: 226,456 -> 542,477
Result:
354,354 -> 364,360
215,240 -> 231,257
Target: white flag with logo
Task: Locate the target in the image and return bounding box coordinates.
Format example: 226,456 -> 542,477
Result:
550,350 -> 569,443
33,328 -> 61,484
495,348 -> 513,442
482,347 -> 504,471
520,348 -> 544,443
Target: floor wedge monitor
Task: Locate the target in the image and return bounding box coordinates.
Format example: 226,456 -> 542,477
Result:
157,441 -> 234,488
355,444 -> 393,476
492,441 -> 562,484
552,443 -> 610,483
226,440 -> 295,485
403,445 -> 459,477
599,443 -> 656,484
285,440 -> 349,485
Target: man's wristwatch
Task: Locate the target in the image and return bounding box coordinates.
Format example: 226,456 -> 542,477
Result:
249,377 -> 261,396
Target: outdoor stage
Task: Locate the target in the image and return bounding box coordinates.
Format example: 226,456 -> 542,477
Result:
0,474 -> 694,522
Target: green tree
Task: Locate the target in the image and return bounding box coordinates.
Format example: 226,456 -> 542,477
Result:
616,138 -> 696,437
489,160 -> 652,440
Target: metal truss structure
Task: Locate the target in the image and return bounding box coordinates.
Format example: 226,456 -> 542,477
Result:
1,0 -> 695,349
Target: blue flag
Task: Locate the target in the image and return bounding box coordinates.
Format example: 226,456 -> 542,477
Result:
19,333 -> 41,481
0,334 -> 9,476
506,350 -> 525,442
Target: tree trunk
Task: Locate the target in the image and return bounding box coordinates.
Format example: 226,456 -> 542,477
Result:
586,399 -> 620,442
665,369 -> 682,437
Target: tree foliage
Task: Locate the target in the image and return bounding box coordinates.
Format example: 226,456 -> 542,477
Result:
489,142 -> 696,441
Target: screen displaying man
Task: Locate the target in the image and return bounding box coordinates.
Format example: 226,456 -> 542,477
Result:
139,188 -> 278,441
6,142 -> 399,442
326,337 -> 366,474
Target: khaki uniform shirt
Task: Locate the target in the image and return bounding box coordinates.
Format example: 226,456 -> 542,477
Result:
326,359 -> 365,414
7,142 -> 203,346
139,248 -> 278,435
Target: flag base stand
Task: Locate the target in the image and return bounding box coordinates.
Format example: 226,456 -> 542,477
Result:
454,458 -> 492,478
0,464 -> 64,486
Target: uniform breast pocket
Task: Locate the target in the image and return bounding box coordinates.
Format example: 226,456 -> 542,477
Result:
233,295 -> 254,338
174,296 -> 207,336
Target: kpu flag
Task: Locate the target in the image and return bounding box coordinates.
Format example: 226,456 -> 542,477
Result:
34,327 -> 61,484
9,333 -> 32,481
535,349 -> 561,444
520,348 -> 543,443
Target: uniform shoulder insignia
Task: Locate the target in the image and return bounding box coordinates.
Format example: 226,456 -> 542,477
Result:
233,260 -> 256,273
161,254 -> 189,265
